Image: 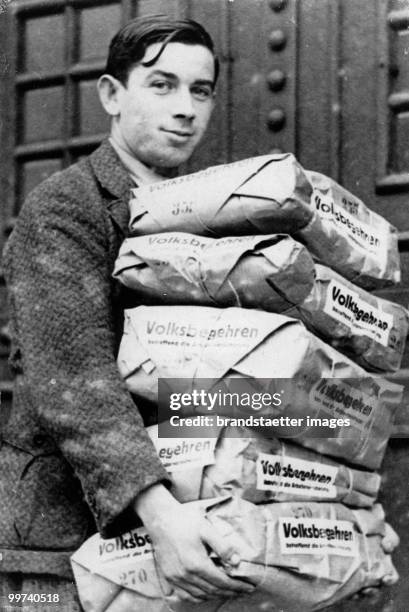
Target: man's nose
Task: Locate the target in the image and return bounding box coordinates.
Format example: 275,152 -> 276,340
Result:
173,87 -> 196,120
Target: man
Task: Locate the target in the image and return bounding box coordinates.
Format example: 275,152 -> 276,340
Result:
0,16 -> 254,610
0,13 -> 399,612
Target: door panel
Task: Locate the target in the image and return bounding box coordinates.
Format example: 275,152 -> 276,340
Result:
22,86 -> 66,142
78,4 -> 122,61
77,79 -> 112,135
375,0 -> 409,227
297,0 -> 341,177
24,12 -> 66,72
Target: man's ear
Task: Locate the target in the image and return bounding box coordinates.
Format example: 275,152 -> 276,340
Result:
97,74 -> 124,117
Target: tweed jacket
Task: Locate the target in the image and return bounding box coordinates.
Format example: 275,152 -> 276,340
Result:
0,140 -> 170,578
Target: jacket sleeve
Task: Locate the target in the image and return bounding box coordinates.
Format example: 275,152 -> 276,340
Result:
3,172 -> 171,538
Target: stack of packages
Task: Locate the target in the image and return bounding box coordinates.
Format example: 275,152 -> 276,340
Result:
71,154 -> 407,611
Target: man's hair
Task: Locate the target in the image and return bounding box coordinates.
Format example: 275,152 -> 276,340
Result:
105,14 -> 219,87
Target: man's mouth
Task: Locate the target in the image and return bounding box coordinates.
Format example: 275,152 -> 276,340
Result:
163,129 -> 194,139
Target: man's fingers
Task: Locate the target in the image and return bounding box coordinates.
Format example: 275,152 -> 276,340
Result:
171,579 -> 210,601
180,570 -> 239,599
191,544 -> 255,594
175,548 -> 254,596
200,520 -> 239,566
382,564 -> 399,586
151,512 -> 255,601
160,551 -> 252,598
169,587 -> 206,604
351,586 -> 380,600
382,523 -> 400,554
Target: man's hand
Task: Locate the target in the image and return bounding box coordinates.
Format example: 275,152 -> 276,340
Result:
134,484 -> 254,603
381,522 -> 400,556
378,522 -> 400,587
352,522 -> 400,600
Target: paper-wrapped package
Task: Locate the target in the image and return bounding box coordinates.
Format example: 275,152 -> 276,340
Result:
71,498 -> 397,612
147,424 -> 381,507
117,306 -> 403,469
113,233 -> 315,312
296,171 -> 400,288
128,157 -> 400,289
70,500 -> 218,612
70,521 -> 172,612
205,498 -> 397,611
287,264 -> 409,373
129,154 -> 313,236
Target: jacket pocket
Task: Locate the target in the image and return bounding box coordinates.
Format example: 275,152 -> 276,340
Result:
2,442 -> 93,550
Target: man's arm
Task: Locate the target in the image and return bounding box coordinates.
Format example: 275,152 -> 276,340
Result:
3,173 -> 170,538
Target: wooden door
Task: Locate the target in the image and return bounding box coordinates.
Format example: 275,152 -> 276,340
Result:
0,1 -> 408,609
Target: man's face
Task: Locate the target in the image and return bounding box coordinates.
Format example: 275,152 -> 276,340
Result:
107,42 -> 215,169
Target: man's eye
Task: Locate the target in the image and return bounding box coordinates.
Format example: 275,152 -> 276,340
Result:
191,86 -> 212,101
151,80 -> 172,93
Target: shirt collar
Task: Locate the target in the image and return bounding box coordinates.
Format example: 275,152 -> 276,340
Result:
109,137 -> 167,186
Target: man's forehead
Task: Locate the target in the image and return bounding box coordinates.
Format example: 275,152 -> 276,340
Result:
134,41 -> 215,81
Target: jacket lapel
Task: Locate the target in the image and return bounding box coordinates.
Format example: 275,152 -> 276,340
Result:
89,140 -> 135,237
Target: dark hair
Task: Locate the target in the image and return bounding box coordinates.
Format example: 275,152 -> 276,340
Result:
105,14 -> 219,87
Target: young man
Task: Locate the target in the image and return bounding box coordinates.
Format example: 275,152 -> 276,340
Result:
0,13 -> 399,611
0,15 -> 253,609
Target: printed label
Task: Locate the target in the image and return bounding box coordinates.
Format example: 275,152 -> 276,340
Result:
146,233 -> 209,252
98,528 -> 153,563
279,517 -> 358,557
256,453 -> 338,498
72,528 -> 160,595
314,191 -> 387,265
132,306 -> 294,381
140,234 -> 270,255
324,279 -> 393,347
309,380 -> 376,431
122,234 -> 276,294
144,319 -> 259,342
145,156 -> 267,193
153,437 -> 217,471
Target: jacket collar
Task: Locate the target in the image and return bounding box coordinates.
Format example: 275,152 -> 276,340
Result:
90,138 -> 134,200
89,139 -> 134,237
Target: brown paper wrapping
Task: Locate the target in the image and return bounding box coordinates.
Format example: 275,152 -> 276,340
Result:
71,498 -> 397,612
147,424 -> 381,507
286,264 -> 409,373
206,498 -> 397,611
113,233 -> 315,312
129,154 -> 313,236
117,306 -> 403,469
128,159 -> 400,289
296,171 -> 400,289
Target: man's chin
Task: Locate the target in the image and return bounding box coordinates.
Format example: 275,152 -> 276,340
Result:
153,149 -> 195,171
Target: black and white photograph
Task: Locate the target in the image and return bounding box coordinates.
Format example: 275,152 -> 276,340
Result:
0,1 -> 408,611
